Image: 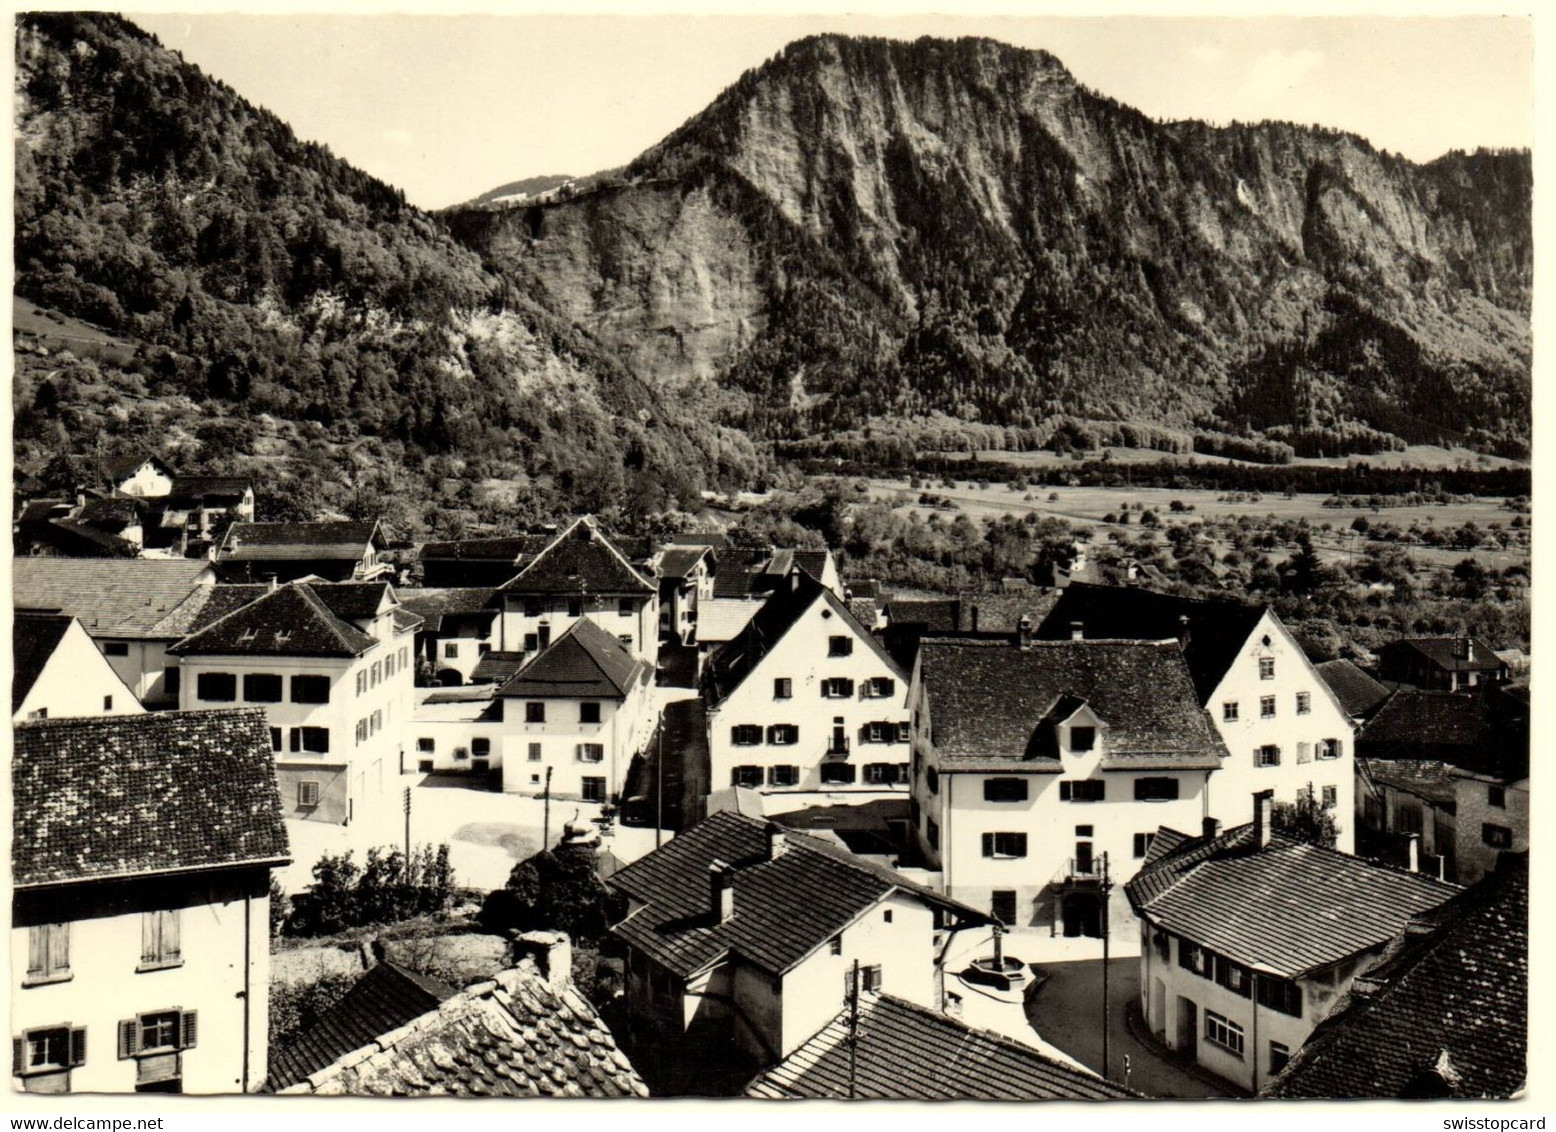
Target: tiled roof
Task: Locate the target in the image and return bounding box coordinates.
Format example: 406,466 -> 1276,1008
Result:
26,518 -> 141,556
471,651 -> 527,684
268,962 -> 456,1091
1125,824 -> 1456,978
655,546 -> 709,579
497,617 -> 644,699
167,582 -> 379,658
1036,583 -> 1268,703
218,520 -> 381,561
396,587 -> 499,632
12,611 -> 74,713
746,993 -> 1136,1100
608,811 -> 987,979
1380,637 -> 1505,673
693,599 -> 761,644
12,709 -> 290,886
419,535 -> 548,563
709,546 -> 828,598
12,558 -> 215,638
105,452 -> 173,481
1315,659 -> 1391,718
277,958 -> 647,1097
1365,760 -> 1460,807
664,532 -> 732,555
307,581 -> 394,623
497,517 -> 653,596
1266,858 -> 1526,1099
15,499 -> 71,524
75,495 -> 145,525
1361,691 -> 1487,750
167,474 -> 252,501
884,598 -> 964,632
919,638 -> 1227,772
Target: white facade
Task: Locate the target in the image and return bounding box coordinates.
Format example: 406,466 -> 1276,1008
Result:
14,619 -> 144,723
114,460 -> 174,498
497,593 -> 658,669
496,673 -> 655,802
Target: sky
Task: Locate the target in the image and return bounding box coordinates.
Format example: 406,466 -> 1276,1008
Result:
127,7 -> 1534,211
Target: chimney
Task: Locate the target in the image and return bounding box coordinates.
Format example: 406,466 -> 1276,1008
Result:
1253,790 -> 1274,850
516,930 -> 573,993
709,859 -> 735,923
1202,816 -> 1221,842
1178,614 -> 1192,650
1070,620 -> 1084,641
969,605 -> 980,633
767,824 -> 787,860
1406,834 -> 1421,874
263,572 -> 278,593
1016,615 -> 1033,650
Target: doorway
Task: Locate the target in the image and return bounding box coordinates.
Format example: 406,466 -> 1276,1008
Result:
1061,892 -> 1101,937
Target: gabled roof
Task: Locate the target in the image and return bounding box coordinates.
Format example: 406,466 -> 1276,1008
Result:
746,992 -> 1136,1101
105,451 -> 174,481
497,617 -> 644,699
1036,583 -> 1268,702
23,518 -> 141,557
277,956 -> 647,1098
919,638 -> 1227,772
12,558 -> 215,638
664,532 -> 733,555
1361,691 -> 1487,749
608,811 -> 987,980
12,611 -> 75,713
471,651 -> 527,685
218,520 -> 382,562
693,598 -> 762,645
419,535 -> 549,564
75,495 -> 146,525
655,545 -> 711,579
497,516 -> 653,596
308,581 -> 396,623
710,545 -> 833,598
1379,636 -> 1505,673
167,474 -> 253,501
13,709 -> 290,887
1315,659 -> 1391,718
1125,823 -> 1457,979
167,582 -> 379,658
395,587 -> 500,632
883,598 -> 964,632
268,962 -> 456,1091
1266,858 -> 1526,1099
1364,760 -> 1460,807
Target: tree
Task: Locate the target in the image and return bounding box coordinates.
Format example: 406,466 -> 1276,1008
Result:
479,840 -> 623,946
1272,788 -> 1339,849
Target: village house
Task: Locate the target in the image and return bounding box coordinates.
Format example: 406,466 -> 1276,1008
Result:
13,611 -> 143,723
909,631 -> 1228,935
1356,759 -> 1459,880
152,475 -> 256,552
1265,855 -> 1526,1099
11,710 -> 289,1094
104,452 -> 176,498
405,686 -> 500,779
1125,791 -> 1457,1094
703,571 -> 912,814
395,587 -> 501,685
652,544 -> 715,646
1451,685 -> 1528,886
13,511 -> 139,558
607,810 -> 990,1095
12,558 -> 217,706
692,546 -> 842,671
1038,584 -> 1357,852
166,581 -> 419,824
416,534 -> 548,587
1376,636 -> 1509,691
494,516 -> 659,668
216,520 -> 391,584
1314,658 -> 1392,723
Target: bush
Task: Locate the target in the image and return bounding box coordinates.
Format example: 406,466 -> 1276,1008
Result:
478,842 -> 624,947
285,844 -> 454,937
269,972 -> 357,1051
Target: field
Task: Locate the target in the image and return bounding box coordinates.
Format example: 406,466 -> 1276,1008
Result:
943,444 -> 1526,472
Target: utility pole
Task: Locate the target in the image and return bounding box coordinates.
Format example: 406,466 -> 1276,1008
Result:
655,724 -> 664,850
1100,851 -> 1113,1081
542,765 -> 553,849
403,786 -> 411,861
846,959 -> 860,1100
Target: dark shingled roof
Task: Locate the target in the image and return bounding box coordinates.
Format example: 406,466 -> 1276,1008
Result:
1125,823 -> 1456,979
655,545 -> 710,579
105,452 -> 173,481
167,582 -> 379,658
27,517 -> 140,556
419,535 -> 547,563
395,587 -> 499,632
1265,857 -> 1527,1099
167,474 -> 253,501
1365,760 -> 1460,807
218,520 -> 382,562
12,558 -> 214,638
497,617 -> 644,699
75,495 -> 146,525
12,611 -> 74,713
1036,582 -> 1268,703
609,811 -> 987,979
277,957 -> 647,1097
710,546 -> 831,598
919,638 -> 1227,773
1380,636 -> 1506,674
308,581 -> 395,623
1361,690 -> 1488,749
664,532 -> 732,555
883,598 -> 964,632
268,962 -> 456,1091
497,517 -> 653,596
1315,659 -> 1391,718
471,650 -> 527,684
13,709 -> 290,886
746,993 -> 1137,1100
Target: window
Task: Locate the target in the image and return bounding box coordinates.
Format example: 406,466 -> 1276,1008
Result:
524,599 -> 544,618
243,673 -> 282,702
370,710 -> 382,736
576,743 -> 605,764
1396,804 -> 1424,836
1296,692 -> 1311,715
581,777 -> 607,803
104,641 -> 130,657
767,724 -> 799,746
16,1026 -> 85,1092
862,721 -> 891,744
883,909 -> 893,924
1321,785 -> 1337,808
860,965 -> 882,992
1483,823 -> 1514,849
297,781 -> 320,807
769,765 -> 799,787
1178,940 -> 1207,975
384,653 -> 395,677
103,695 -> 114,711
828,635 -> 853,657
580,702 -> 602,724
526,703 -> 546,724
1256,745 -> 1281,768
981,832 -> 1028,859
1256,974 -> 1303,1018
1318,738 -> 1343,760
1488,784 -> 1506,808
991,891 -> 1017,926
866,677 -> 895,698
863,763 -> 899,785
984,778 -> 1029,802
355,720 -> 367,745
1134,777 -> 1180,802
291,727 -> 329,754
291,675 -> 330,704
821,677 -> 855,698
417,737 -> 435,753
618,634 -> 633,648
1260,696 -> 1276,719
195,672 -> 236,702
1069,726 -> 1096,752
829,935 -> 843,956
443,641 -> 459,658
528,743 -> 542,762
1204,1011 -> 1244,1057
270,727 -> 283,753
1259,657 -> 1276,680
27,708 -> 47,721
1133,832 -> 1156,858
732,766 -> 763,788
139,910 -> 181,970
472,738 -> 490,757
524,633 -> 539,652
356,671 -> 368,696
772,677 -> 794,700
418,759 -> 434,774
1059,779 -> 1105,802
371,662 -> 380,688
731,724 -> 763,746
1222,701 -> 1239,722
820,762 -> 856,786
1213,954 -> 1252,998
926,767 -> 939,795
1270,1042 -> 1291,1075
164,666 -> 180,696
121,1010 -> 196,1058
926,819 -> 941,850
26,923 -> 70,983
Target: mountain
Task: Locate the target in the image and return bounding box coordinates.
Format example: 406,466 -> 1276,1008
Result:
461,168 -> 627,210
12,13 -> 762,536
446,35 -> 1531,459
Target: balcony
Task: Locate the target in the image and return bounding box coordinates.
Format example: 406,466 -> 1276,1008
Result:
824,737 -> 851,757
1063,857 -> 1105,886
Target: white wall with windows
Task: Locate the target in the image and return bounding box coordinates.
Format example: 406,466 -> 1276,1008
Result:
496,676 -> 655,803
14,620 -> 144,723
498,593 -> 659,670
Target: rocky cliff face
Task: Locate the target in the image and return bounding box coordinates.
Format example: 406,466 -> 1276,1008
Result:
451,35 -> 1530,455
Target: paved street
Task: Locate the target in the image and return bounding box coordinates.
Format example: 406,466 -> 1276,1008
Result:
1025,957 -> 1233,1099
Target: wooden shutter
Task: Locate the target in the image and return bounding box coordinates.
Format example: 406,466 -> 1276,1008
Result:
290,728 -> 301,752
142,912 -> 157,965
118,1019 -> 138,1060
69,1028 -> 86,1068
180,1011 -> 198,1050
1059,781 -> 1072,801
49,923 -> 68,975
27,925 -> 44,976
981,832 -> 995,856
12,1037 -> 24,1076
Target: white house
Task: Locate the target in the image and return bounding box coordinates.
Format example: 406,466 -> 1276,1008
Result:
167,581 -> 419,824
653,544 -> 714,645
11,710 -> 289,1094
703,571 -> 912,814
1126,790 -> 1456,1094
105,452 -> 176,498
909,631 -> 1228,934
396,587 -> 501,685
1038,584 -> 1356,852
13,611 -> 143,722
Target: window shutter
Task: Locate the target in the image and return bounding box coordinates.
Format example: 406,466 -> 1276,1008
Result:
1096,781 -> 1106,801
118,1019 -> 138,1060
180,1012 -> 198,1050
981,832 -> 994,857
1333,739 -> 1344,758
1297,742 -> 1312,764
70,1028 -> 87,1068
142,912 -> 157,965
290,728 -> 301,753
166,910 -> 181,961
1060,781 -> 1072,801
50,923 -> 68,973
27,925 -> 44,976
12,1037 -> 24,1077
843,679 -> 855,697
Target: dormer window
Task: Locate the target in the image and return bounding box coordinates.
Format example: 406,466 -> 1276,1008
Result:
1069,726 -> 1096,753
